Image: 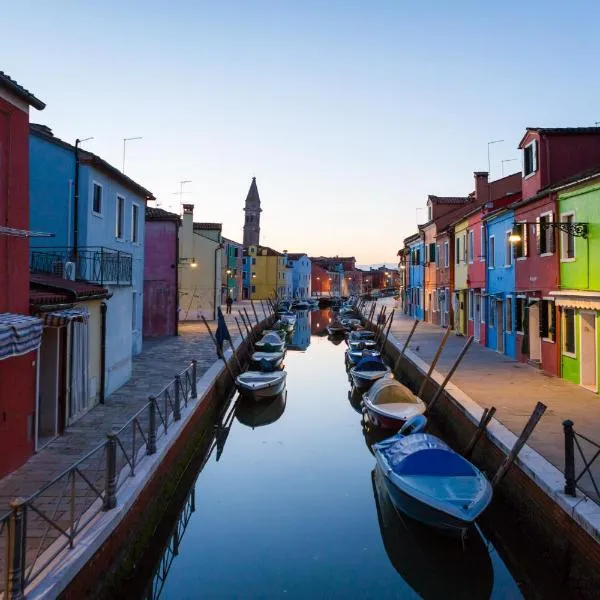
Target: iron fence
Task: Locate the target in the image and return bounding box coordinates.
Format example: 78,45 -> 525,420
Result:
563,420 -> 600,502
30,246 -> 133,286
0,360 -> 197,599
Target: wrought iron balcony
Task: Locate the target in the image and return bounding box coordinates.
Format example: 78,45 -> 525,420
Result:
30,246 -> 133,286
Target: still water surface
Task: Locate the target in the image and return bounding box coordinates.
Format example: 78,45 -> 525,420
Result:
141,310 -> 527,599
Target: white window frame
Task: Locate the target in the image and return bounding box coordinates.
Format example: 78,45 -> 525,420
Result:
539,210 -> 554,257
444,241 -> 449,267
480,224 -> 486,262
92,181 -> 103,216
116,194 -> 126,240
468,230 -> 474,264
436,244 -> 441,268
505,296 -> 513,332
562,307 -> 577,358
468,289 -> 474,321
131,202 -> 140,244
560,211 -> 576,262
504,230 -> 513,267
481,292 -> 486,324
488,235 -> 495,268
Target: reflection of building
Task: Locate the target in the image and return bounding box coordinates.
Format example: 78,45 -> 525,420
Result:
289,310 -> 311,350
311,262 -> 330,296
310,309 -> 331,335
178,204 -> 222,320
222,237 -> 243,302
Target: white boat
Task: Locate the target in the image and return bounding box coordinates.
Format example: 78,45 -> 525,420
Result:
373,433 -> 493,536
348,338 -> 377,350
346,347 -> 380,366
235,370 -> 287,400
348,330 -> 375,343
362,378 -> 425,429
250,351 -> 285,371
255,332 -> 286,353
349,356 -> 392,390
293,300 -> 310,309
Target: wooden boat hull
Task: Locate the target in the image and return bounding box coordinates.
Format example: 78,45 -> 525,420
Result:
350,369 -> 391,391
237,378 -> 287,401
327,326 -> 345,336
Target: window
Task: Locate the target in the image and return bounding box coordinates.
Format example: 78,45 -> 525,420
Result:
489,300 -> 496,327
489,236 -> 495,268
429,242 -> 436,264
561,213 -> 575,260
468,230 -> 474,263
514,222 -> 528,259
468,290 -> 474,320
515,298 -> 525,333
428,205 -> 432,221
505,297 -> 512,332
131,204 -> 139,243
116,195 -> 125,239
540,299 -> 556,341
537,213 -> 555,254
456,237 -> 461,264
444,242 -> 449,267
523,140 -> 538,177
252,257 -> 256,265
563,309 -> 576,355
251,285 -> 256,293
92,182 -> 103,214
435,244 -> 441,267
480,225 -> 486,261
504,231 -> 513,266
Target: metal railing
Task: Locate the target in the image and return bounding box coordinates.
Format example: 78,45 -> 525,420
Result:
0,360 -> 197,599
30,246 -> 133,286
563,420 -> 600,502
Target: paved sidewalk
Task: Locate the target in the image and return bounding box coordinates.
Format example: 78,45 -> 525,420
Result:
376,299 -> 600,501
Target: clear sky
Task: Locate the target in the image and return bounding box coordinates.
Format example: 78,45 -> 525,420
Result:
3,1 -> 600,264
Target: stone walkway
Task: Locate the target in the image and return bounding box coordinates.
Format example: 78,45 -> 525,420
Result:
375,298 -> 600,502
0,302 -> 269,590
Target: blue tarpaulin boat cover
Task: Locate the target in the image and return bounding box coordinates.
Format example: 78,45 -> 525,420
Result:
0,313 -> 44,360
355,357 -> 386,371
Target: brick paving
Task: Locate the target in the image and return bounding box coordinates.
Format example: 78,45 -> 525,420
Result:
375,298 -> 600,502
0,302 -> 269,590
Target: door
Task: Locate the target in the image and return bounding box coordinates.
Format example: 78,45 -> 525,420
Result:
68,319 -> 90,424
581,312 -> 597,391
474,293 -> 481,342
428,293 -> 432,322
529,303 -> 541,361
497,301 -> 504,353
37,328 -> 61,449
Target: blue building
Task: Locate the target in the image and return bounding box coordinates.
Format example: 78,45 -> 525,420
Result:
29,124 -> 154,398
287,253 -> 312,298
484,208 -> 516,357
406,233 -> 424,320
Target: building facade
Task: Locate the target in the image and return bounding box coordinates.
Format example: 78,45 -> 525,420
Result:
222,237 -> 243,302
243,177 -> 261,247
287,253 -> 312,298
453,218 -> 469,335
407,234 -> 424,320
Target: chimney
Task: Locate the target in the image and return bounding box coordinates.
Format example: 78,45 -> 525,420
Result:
181,203 -> 194,260
474,172 -> 489,206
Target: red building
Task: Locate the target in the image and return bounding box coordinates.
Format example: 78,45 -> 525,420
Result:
144,207 -> 180,337
513,127 -> 600,375
0,72 -> 45,477
311,262 -> 331,296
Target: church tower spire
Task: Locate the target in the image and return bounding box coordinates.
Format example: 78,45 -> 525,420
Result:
243,176 -> 262,247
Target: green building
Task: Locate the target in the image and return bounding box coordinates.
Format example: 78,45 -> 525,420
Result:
552,172 -> 600,393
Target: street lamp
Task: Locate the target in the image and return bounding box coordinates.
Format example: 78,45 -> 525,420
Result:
122,136 -> 142,173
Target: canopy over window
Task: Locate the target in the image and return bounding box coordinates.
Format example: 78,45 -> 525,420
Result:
550,290 -> 600,311
0,313 -> 44,360
42,308 -> 89,328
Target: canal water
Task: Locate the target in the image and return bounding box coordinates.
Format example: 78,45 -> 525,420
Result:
132,309 -> 540,599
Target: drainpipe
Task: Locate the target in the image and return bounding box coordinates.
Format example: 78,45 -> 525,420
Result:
73,139 -> 81,259
100,301 -> 107,403
214,242 -> 224,320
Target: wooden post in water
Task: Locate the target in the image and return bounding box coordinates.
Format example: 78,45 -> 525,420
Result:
491,402 -> 547,488
243,308 -> 255,336
380,310 -> 395,351
376,306 -> 387,342
464,406 -> 497,458
393,319 -> 419,374
234,316 -> 245,341
260,300 -> 268,320
426,335 -> 473,414
201,316 -> 237,381
417,326 -> 451,398
250,300 -> 260,325
239,310 -> 252,339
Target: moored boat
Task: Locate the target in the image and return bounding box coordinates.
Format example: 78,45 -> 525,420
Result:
362,377 -> 425,429
293,299 -> 310,309
235,370 -> 287,400
255,332 -> 286,353
250,351 -> 285,371
326,322 -> 346,336
346,347 -> 381,366
372,432 -> 493,536
348,330 -> 376,343
349,356 -> 391,390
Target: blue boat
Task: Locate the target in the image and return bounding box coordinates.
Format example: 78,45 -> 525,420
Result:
373,433 -> 493,536
349,356 -> 391,390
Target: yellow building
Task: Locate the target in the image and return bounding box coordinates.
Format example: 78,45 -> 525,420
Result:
179,204 -> 223,320
453,217 -> 469,335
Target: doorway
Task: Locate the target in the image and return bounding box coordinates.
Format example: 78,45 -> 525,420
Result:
36,327 -> 63,449
497,301 -> 504,353
528,302 -> 541,362
581,312 -> 597,391
474,293 -> 481,342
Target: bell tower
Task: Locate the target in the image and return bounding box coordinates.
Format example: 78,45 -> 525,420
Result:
243,177 -> 262,247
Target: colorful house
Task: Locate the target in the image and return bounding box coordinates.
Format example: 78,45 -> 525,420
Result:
243,245 -> 281,300
552,170 -> 600,392
287,253 -> 312,298
406,233 -> 424,320
311,262 -> 331,296
143,207 -> 180,337
453,217 -> 470,335
484,208 -> 516,357
29,123 -> 153,402
221,237 -> 243,302
0,71 -> 45,477
178,204 -> 223,320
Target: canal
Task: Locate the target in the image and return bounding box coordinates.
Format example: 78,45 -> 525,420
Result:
126,309 -> 560,599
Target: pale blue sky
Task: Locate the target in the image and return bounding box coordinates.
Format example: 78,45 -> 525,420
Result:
3,1 -> 599,263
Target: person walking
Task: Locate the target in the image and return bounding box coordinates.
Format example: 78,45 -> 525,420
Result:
226,294 -> 233,314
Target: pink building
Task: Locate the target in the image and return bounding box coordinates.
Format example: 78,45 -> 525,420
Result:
143,207 -> 180,337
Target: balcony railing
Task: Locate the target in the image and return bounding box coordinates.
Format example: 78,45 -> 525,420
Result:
30,247 -> 133,286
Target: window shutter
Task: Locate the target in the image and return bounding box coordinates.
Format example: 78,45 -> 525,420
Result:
535,217 -> 541,255
532,140 -> 538,172
548,212 -> 556,253
549,301 -> 556,341
429,243 -> 436,263
523,222 -> 528,257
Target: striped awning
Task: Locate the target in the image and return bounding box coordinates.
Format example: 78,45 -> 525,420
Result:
550,290 -> 600,311
42,308 -> 89,327
0,313 -> 44,361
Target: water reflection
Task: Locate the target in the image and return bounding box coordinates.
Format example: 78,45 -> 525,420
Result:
236,391 -> 287,429
310,308 -> 333,336
288,310 -> 311,350
372,466 -> 494,600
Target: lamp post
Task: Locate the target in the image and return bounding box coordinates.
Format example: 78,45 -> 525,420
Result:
122,136 -> 142,173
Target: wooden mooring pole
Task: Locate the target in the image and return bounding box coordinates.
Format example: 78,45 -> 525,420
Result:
491,402 -> 547,488
380,310 -> 395,351
464,406 -> 497,458
417,326 -> 451,399
393,319 -> 419,374
250,300 -> 260,325
201,317 -> 237,381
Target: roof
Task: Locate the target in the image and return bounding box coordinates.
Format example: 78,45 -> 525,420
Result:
221,236 -> 243,247
527,126 -> 600,136
403,232 -> 421,245
193,222 -> 222,231
145,206 -> 180,222
244,177 -> 262,210
30,273 -> 109,306
286,253 -> 308,260
0,71 -> 45,110
30,124 -> 155,201
243,245 -> 281,257
427,195 -> 471,205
